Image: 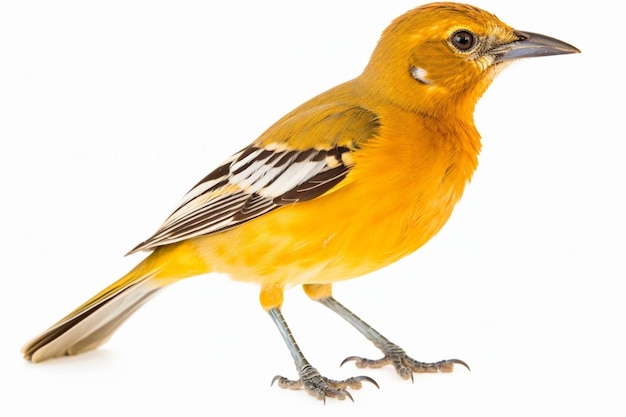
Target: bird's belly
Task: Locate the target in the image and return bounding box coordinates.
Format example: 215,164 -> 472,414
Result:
193,172 -> 464,287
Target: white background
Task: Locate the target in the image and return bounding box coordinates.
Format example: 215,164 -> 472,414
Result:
1,1 -> 623,416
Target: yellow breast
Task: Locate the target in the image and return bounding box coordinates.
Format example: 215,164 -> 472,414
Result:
193,104 -> 480,287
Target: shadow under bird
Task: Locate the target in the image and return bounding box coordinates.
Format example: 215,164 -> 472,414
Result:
23,2 -> 579,402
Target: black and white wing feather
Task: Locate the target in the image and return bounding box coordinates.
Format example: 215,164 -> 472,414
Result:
128,145 -> 354,253
128,104 -> 380,254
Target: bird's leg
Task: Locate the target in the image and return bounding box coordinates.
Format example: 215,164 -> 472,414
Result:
304,285 -> 468,381
268,308 -> 378,402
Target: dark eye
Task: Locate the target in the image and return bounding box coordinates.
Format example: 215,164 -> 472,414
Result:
450,30 -> 477,52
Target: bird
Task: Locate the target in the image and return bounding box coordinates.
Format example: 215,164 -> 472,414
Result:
22,2 -> 579,402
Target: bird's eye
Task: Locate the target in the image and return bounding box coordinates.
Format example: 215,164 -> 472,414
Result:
450,30 -> 477,52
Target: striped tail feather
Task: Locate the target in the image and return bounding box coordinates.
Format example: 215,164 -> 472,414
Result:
22,269 -> 163,363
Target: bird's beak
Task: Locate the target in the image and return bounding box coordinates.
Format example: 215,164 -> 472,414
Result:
492,31 -> 580,63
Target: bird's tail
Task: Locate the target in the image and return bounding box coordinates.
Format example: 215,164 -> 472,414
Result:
22,242 -> 209,363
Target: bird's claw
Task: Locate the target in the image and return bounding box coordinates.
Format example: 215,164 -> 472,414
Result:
271,363 -> 378,403
341,347 -> 469,382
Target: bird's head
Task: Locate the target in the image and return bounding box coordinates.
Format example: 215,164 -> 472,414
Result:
360,2 -> 579,117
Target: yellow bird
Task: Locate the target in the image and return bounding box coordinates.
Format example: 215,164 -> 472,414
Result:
22,2 -> 579,401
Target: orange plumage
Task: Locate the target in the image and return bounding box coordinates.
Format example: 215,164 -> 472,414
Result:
22,2 -> 579,401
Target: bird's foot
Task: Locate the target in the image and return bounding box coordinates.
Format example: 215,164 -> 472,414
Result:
341,343 -> 469,382
271,363 -> 378,403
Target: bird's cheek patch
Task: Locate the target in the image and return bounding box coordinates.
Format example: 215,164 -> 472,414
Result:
475,55 -> 495,71
410,66 -> 434,85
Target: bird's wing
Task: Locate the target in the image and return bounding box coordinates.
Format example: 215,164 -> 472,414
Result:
128,104 -> 380,253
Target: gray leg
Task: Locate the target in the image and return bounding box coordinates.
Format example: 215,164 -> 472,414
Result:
268,308 -> 378,402
317,297 -> 469,381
